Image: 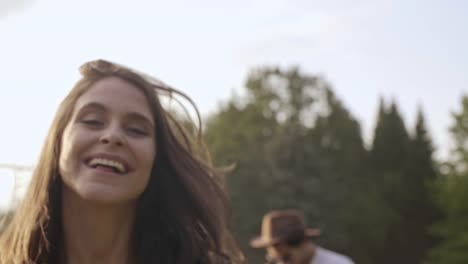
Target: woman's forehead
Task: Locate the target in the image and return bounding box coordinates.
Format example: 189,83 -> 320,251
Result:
74,77 -> 154,119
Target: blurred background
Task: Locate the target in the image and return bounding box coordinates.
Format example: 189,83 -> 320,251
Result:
0,0 -> 467,263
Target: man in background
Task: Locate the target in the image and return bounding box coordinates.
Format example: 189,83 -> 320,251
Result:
250,209 -> 354,264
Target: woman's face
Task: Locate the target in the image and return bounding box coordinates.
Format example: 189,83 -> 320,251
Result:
59,76 -> 156,204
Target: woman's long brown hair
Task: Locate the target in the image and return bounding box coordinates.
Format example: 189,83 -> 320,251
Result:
0,60 -> 243,264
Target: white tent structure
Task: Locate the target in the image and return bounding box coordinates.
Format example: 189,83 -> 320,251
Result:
0,163 -> 34,209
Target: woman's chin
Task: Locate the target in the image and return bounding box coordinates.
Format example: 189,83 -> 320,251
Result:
80,190 -> 125,205
69,183 -> 137,206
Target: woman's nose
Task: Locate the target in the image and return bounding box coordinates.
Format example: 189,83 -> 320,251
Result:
99,126 -> 125,146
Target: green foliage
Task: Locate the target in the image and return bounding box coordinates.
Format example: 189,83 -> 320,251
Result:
427,95 -> 468,264
205,67 -> 368,263
404,108 -> 441,263
204,66 -> 442,264
367,101 -> 441,264
306,88 -> 368,253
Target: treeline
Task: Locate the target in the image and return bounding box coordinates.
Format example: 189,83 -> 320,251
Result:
203,66 -> 468,264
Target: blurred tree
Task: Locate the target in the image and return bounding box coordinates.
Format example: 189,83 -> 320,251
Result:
404,108 -> 441,263
427,95 -> 468,264
369,100 -> 441,264
204,66 -> 368,263
368,99 -> 413,264
306,88 -> 369,255
205,65 -> 442,263
204,70 -> 283,263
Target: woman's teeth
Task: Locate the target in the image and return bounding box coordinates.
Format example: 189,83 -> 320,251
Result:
88,158 -> 125,173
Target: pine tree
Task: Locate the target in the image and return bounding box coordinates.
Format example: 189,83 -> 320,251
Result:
427,95 -> 468,264
308,88 -> 367,254
403,107 -> 441,263
204,67 -> 368,263
368,99 -> 412,264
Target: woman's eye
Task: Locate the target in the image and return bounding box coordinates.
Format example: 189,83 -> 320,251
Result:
81,119 -> 104,127
127,127 -> 148,136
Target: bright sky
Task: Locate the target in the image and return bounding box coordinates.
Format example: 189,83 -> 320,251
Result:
0,0 -> 466,209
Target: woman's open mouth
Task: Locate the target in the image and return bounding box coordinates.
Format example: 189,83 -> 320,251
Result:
86,157 -> 128,174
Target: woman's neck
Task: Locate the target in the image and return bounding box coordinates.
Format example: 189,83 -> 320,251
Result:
60,187 -> 136,264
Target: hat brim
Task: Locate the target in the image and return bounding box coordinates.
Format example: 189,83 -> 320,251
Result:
250,228 -> 321,248
305,228 -> 321,237
250,236 -> 280,248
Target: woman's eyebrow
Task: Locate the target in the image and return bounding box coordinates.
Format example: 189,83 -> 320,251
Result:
76,102 -> 154,128
76,102 -> 107,113
126,112 -> 155,129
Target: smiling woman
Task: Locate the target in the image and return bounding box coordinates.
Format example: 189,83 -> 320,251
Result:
59,76 -> 157,205
0,59 -> 243,264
